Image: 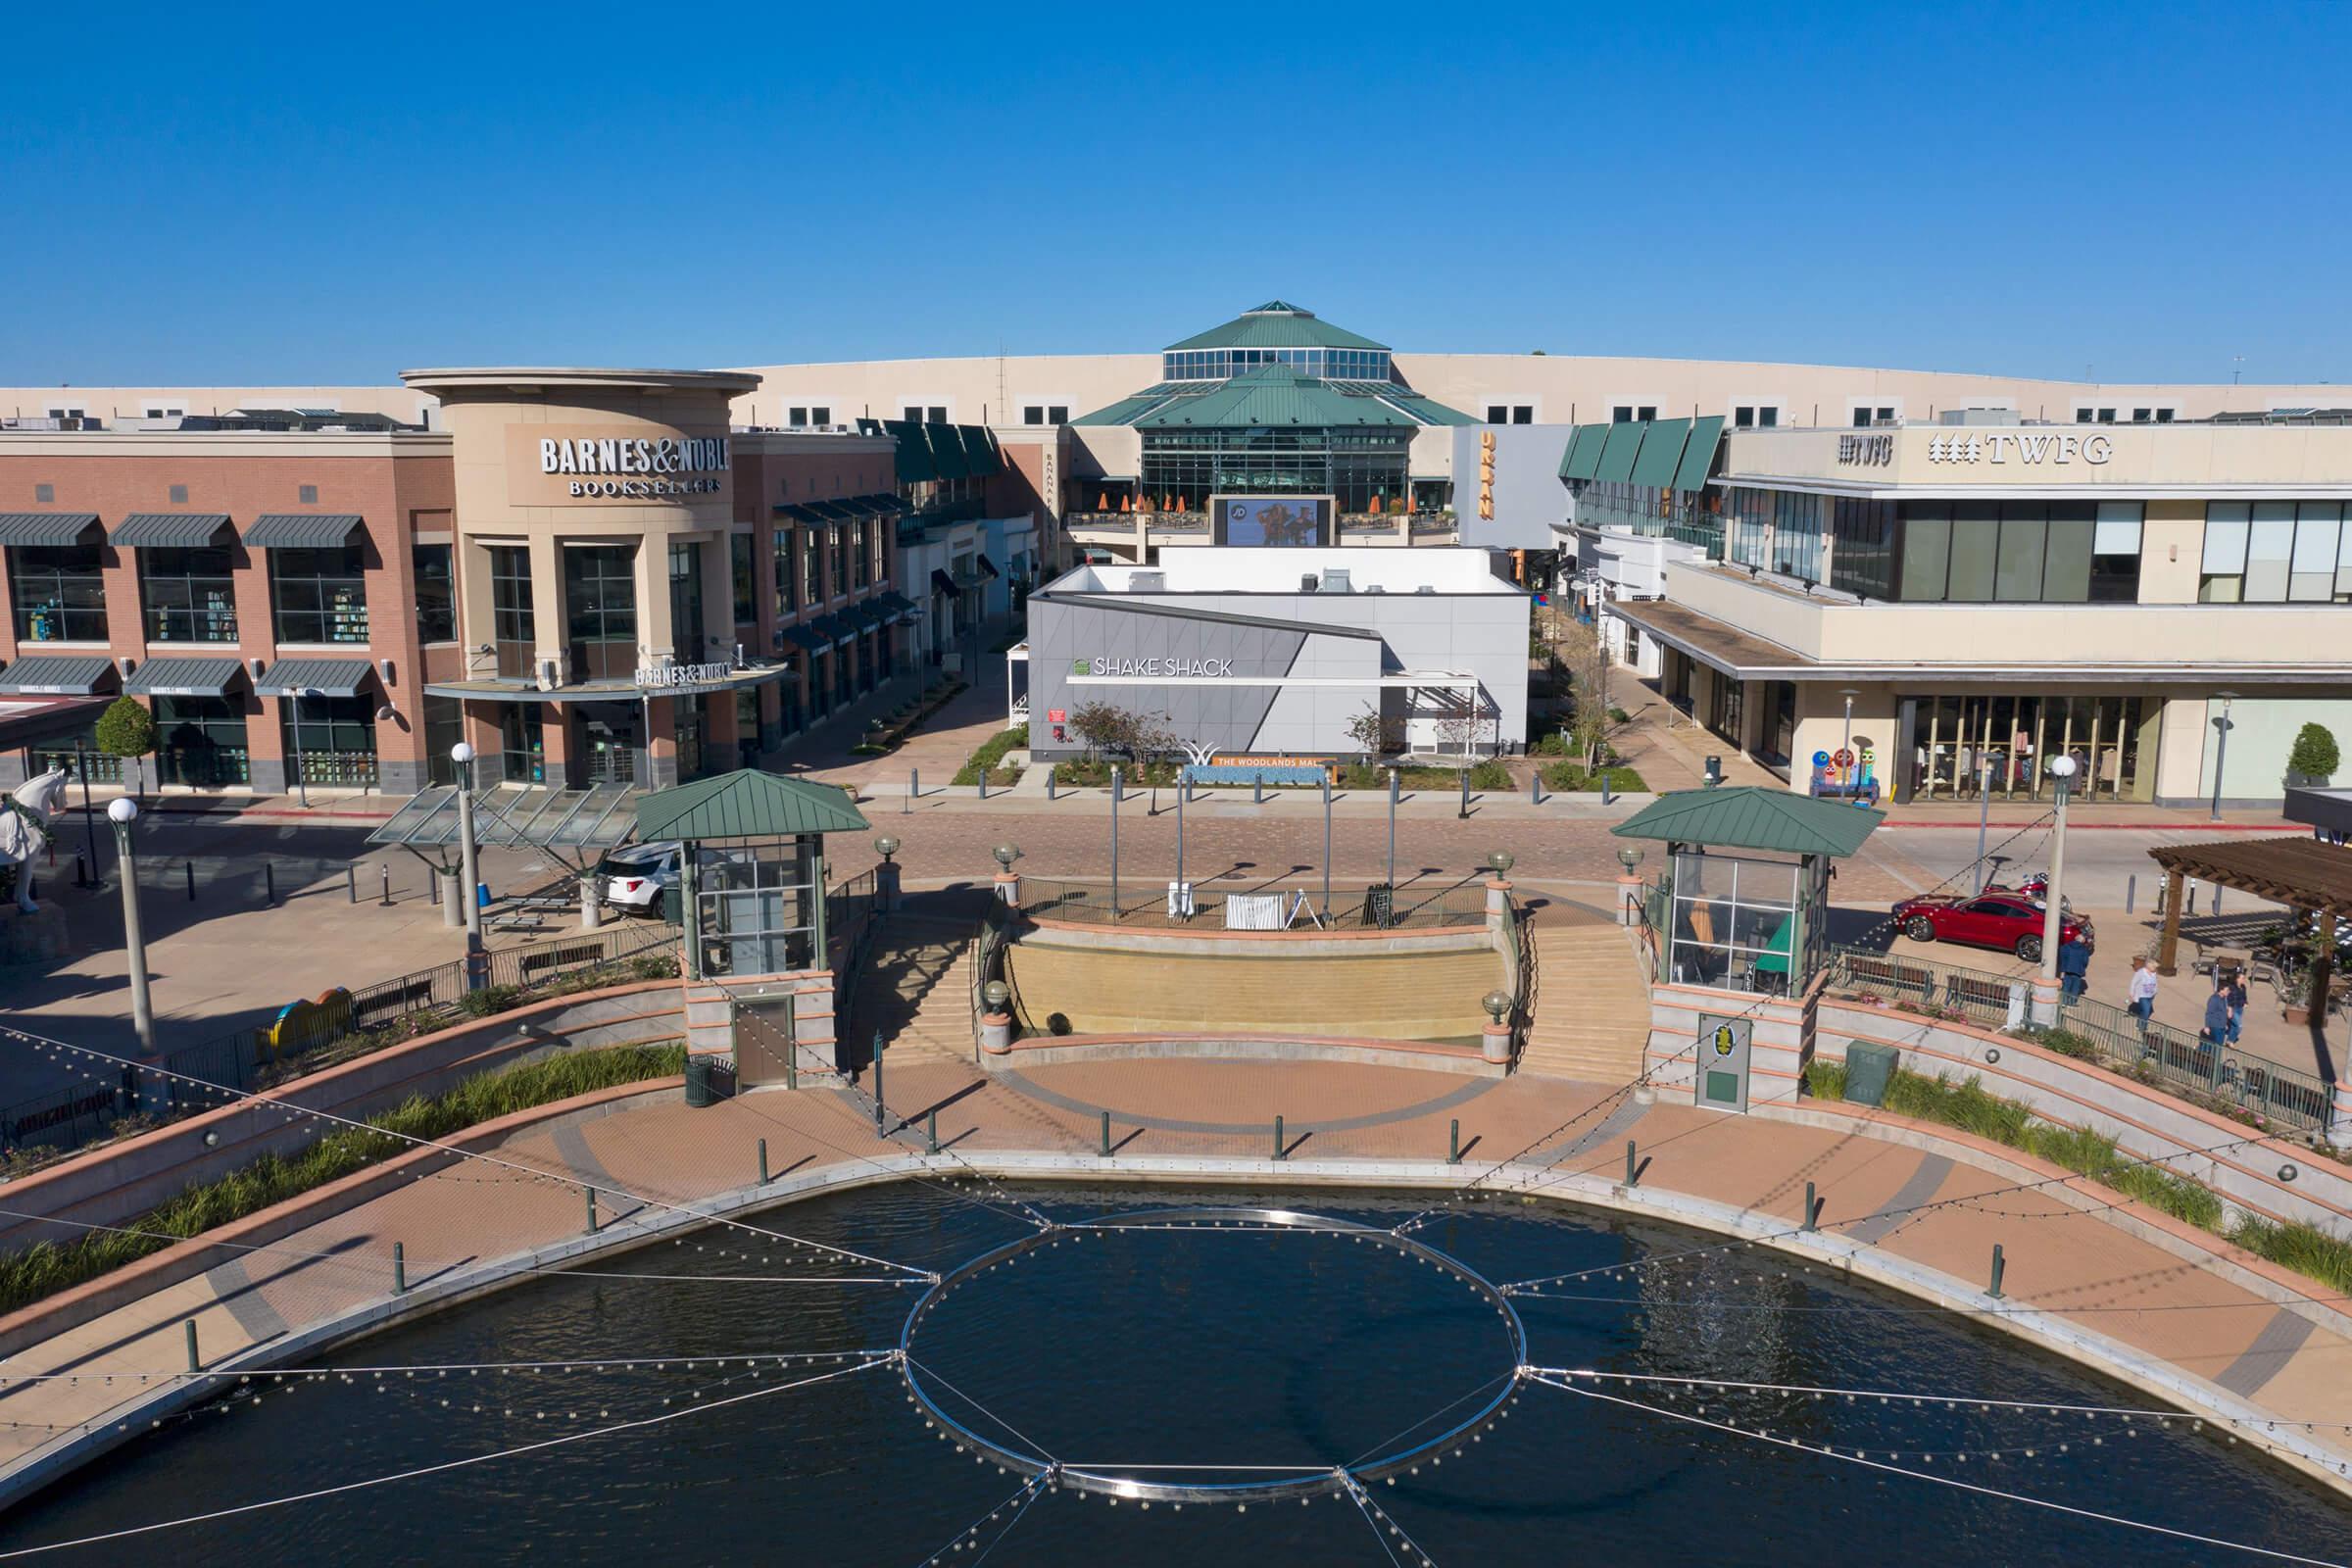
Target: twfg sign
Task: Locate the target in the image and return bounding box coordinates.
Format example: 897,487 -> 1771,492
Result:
1927,431 -> 2113,466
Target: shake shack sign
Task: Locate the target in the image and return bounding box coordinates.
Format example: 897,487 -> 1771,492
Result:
506,424 -> 732,505
1075,655 -> 1237,678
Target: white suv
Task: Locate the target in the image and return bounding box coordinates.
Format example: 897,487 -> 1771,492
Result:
599,842 -> 682,915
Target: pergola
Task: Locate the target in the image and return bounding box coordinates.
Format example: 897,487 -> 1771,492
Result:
2149,835 -> 2352,1016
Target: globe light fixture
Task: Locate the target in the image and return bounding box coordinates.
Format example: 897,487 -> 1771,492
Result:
1615,845 -> 1643,873
992,844 -> 1022,869
106,796 -> 137,825
1481,989 -> 1511,1024
1487,850 -> 1516,874
874,836 -> 901,862
451,741 -> 475,765
983,980 -> 1010,1010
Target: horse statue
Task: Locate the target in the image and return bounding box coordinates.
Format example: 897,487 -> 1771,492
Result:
0,768 -> 72,914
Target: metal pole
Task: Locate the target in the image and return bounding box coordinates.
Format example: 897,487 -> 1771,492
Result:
1047,763 -> 1055,802
1175,772 -> 1185,900
758,1138 -> 769,1183
1387,768 -> 1397,891
1321,774 -> 1331,919
1253,770 -> 1263,806
1803,1182 -> 1817,1231
1625,1139 -> 1638,1187
74,739 -> 97,884
1109,765 -> 1122,917
2126,873 -> 2135,915
926,1108 -> 939,1155
1273,1113 -> 1286,1160
381,863 -> 392,906
393,1242 -> 407,1295
2210,708 -> 2233,822
115,817 -> 155,1056
1447,1117 -> 1460,1164
905,767 -> 913,814
346,863 -> 357,904
292,693 -> 310,809
265,860 -> 276,906
1100,1110 -> 1111,1158
184,860 -> 196,901
1974,757 -> 1993,892
584,1186 -> 599,1235
1987,1243 -> 2006,1298
185,1319 -> 199,1374
457,760 -> 483,948
871,1029 -> 886,1131
2037,771 -> 2071,1018
1530,769 -> 1543,806
1458,767 -> 1469,820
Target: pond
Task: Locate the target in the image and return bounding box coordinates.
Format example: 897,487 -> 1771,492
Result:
6,1182 -> 2347,1565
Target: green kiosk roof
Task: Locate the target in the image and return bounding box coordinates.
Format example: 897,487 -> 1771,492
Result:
1612,785 -> 1884,859
634,768 -> 872,843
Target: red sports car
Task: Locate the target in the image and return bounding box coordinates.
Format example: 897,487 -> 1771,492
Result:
1890,891 -> 2091,964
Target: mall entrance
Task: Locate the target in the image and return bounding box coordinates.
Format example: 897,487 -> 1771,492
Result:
574,702 -> 645,788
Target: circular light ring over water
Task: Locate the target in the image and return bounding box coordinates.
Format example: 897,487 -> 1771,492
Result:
897,1205 -> 1527,1503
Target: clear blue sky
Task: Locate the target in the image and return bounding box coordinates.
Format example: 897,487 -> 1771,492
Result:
5,1 -> 2348,387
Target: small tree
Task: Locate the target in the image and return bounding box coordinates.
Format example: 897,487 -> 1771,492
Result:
1345,704 -> 1400,760
1065,702 -> 1174,764
94,696 -> 158,798
2287,722 -> 2341,784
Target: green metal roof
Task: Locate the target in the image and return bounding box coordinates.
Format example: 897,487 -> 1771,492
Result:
1672,416 -> 1725,494
1133,367 -> 1420,429
1072,391 -> 1183,426
923,422 -> 967,482
112,514 -> 234,548
884,419 -> 935,485
1163,302 -> 1389,353
1628,417 -> 1692,489
633,767 -> 870,843
1612,785 -> 1884,858
1377,391 -> 1479,426
1592,420 -> 1647,483
1559,424 -> 1608,481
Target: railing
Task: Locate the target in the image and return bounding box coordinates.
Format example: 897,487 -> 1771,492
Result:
1015,876 -> 1489,931
1505,894 -> 1537,1064
968,901 -> 1014,1057
1820,943 -> 2335,1136
827,869 -> 879,988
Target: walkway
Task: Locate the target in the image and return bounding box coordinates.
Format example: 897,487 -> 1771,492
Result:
4,1051 -> 2349,1504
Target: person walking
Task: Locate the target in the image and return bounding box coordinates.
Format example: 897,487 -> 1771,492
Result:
2126,956 -> 2159,1043
2057,930 -> 2090,1004
2201,979 -> 2232,1050
2225,967 -> 2249,1045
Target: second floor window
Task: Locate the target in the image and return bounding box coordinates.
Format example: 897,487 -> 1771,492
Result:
491,545 -> 535,676
803,527 -> 822,605
852,521 -> 870,589
271,543 -> 368,643
831,526 -> 851,596
773,527 -> 800,613
414,544 -> 455,642
142,545 -> 239,642
564,544 -> 638,679
9,543 -> 107,642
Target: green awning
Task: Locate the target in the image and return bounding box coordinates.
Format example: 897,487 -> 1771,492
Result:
634,768 -> 870,843
842,602 -> 887,633
1558,425 -> 1608,481
875,590 -> 919,621
111,514 -> 234,548
1593,421 -> 1647,484
808,613 -> 856,648
0,514 -> 101,547
1613,785 -> 1884,858
123,657 -> 242,697
927,424 -> 970,482
254,657 -> 373,697
1628,417 -> 1692,489
0,656 -> 117,695
781,623 -> 829,656
1672,416 -> 1725,494
775,503 -> 827,524
244,514 -> 365,549
962,425 -> 1004,477
884,420 -> 936,485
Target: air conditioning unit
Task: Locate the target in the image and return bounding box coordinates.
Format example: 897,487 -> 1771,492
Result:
1319,569 -> 1351,594
535,657 -> 562,692
1300,573 -> 1319,591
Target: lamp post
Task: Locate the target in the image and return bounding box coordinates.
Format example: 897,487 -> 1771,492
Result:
2033,754 -> 2079,1027
1838,688 -> 1860,793
992,841 -> 1021,909
108,798 -> 155,1056
452,741 -> 483,953
2209,690 -> 2238,822
1616,843 -> 1643,927
1108,765 -> 1122,918
289,688 -> 312,809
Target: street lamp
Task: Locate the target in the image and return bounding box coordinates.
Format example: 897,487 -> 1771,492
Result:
452,741 -> 483,952
2034,753 -> 2079,1026
1616,844 -> 1645,924
108,798 -> 155,1056
1487,850 -> 1516,877
2210,691 -> 2238,822
874,835 -> 900,863
992,843 -> 1021,869
1838,688 -> 1860,789
1481,989 -> 1512,1025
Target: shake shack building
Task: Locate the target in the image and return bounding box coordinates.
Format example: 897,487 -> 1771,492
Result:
1022,548 -> 1531,760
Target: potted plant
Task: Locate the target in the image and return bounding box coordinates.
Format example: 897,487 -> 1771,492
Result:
2286,722 -> 2339,787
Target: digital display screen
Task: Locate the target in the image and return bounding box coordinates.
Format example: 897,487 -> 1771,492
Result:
1215,495 -> 1331,547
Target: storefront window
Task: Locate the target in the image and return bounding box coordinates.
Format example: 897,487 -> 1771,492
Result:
415,544 -> 455,642
27,724 -> 121,784
281,694 -> 377,785
669,542 -> 707,664
565,544 -> 637,680
1706,673 -> 1744,748
142,545 -> 238,642
492,545 -> 536,677
9,542 -> 108,641
830,527 -> 851,600
852,521 -> 870,590
2201,502 -> 2352,603
773,527 -> 800,613
1906,693 -> 2152,803
1669,851 -> 1807,994
155,695 -> 250,786
729,532 -> 756,626
271,544 -> 369,643
1891,501 -> 2132,604
423,696 -> 464,786
803,527 -> 822,606
500,704 -> 545,784
693,839 -> 817,976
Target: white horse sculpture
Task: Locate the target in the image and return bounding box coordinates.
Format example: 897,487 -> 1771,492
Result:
0,769 -> 72,914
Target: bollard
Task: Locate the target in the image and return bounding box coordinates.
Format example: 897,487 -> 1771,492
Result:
1253,771 -> 1264,806
429,867 -> 440,906
394,1242 -> 407,1295
1530,770 -> 1543,806
2214,885 -> 2224,916
1601,773 -> 1613,806
1803,1182 -> 1817,1232
871,1030 -> 886,1131
1100,1110 -> 1111,1158
185,1318 -> 200,1374
2187,885 -> 2198,915
926,1108 -> 939,1155
1047,764 -> 1056,802
1987,1243 -> 2006,1299
1458,769 -> 1470,819
2126,873 -> 2135,914
784,1039 -> 798,1091
1273,1113 -> 1286,1160
380,864 -> 392,906
758,1138 -> 769,1184
1447,1117 -> 1460,1165
1625,1139 -> 1638,1188
265,861 -> 276,906
185,860 -> 196,901
347,864 -> 357,904
905,768 -> 914,814
584,1186 -> 599,1235
75,850 -> 88,889
976,768 -> 987,802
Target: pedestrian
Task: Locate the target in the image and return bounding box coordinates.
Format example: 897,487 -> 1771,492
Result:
2201,979 -> 2231,1049
2126,956 -> 2158,1039
2057,930 -> 2090,1004
2226,967 -> 2249,1045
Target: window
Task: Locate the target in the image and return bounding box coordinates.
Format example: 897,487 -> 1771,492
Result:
564,543 -> 637,679
729,532 -> 756,625
270,543 -> 369,643
830,526 -> 851,599
1024,406 -> 1045,425
1048,405 -> 1068,424
852,521 -> 870,589
423,696 -> 464,786
773,527 -> 800,613
1639,405 -> 1657,421
501,704 -> 546,784
1734,406 -> 1780,429
694,839 -> 819,975
928,406 -> 947,424
490,545 -> 535,676
668,542 -> 707,662
902,406 -> 922,423
11,541 -> 108,640
1612,406 -> 1634,423
811,406 -> 830,426
1852,406 -> 1895,427
1735,407 -> 1753,428
789,407 -> 810,427
414,543 -> 455,642
143,545 -> 239,642
280,693 -> 377,786
155,695 -> 250,787
869,517 -> 886,585
145,405 -> 186,419
2089,504 -> 2143,603
1892,500 -> 2136,604
2198,501 -> 2347,604
803,526 -> 822,606
1512,407 -> 1534,424
1829,497 -> 1897,600
298,484 -> 318,505
1486,406 -> 1508,424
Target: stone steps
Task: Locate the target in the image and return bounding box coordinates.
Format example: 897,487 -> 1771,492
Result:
1520,920 -> 1650,1083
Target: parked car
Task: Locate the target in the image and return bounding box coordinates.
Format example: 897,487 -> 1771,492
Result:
599,841 -> 682,916
1889,891 -> 2091,964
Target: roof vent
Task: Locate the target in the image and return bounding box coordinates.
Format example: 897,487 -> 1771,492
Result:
1414,585 -> 1437,595
1300,574 -> 1319,591
1129,570 -> 1165,592
1318,569 -> 1351,594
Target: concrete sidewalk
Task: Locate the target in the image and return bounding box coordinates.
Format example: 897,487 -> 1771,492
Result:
3,1054 -> 2347,1502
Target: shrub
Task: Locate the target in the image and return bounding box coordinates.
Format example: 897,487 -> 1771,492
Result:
954,725 -> 1028,787
1467,760 -> 1513,791
1543,762 -> 1647,793
2230,1217 -> 2352,1294
2287,722 -> 2340,782
94,696 -> 158,795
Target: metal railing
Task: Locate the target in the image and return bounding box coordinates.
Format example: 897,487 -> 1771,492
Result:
969,903 -> 1012,1056
1504,893 -> 1537,1063
1820,943 -> 2335,1136
1015,875 -> 1488,931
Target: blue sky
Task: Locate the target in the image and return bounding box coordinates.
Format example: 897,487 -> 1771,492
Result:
4,1 -> 2348,386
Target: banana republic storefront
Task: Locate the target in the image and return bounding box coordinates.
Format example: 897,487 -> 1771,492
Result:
406,368 -> 796,789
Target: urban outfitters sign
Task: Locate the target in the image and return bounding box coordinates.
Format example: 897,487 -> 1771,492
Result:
1075,656 -> 1237,678
505,424 -> 732,505
1927,430 -> 2113,466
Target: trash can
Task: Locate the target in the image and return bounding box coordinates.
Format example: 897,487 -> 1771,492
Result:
1843,1041 -> 1899,1106
684,1054 -> 716,1108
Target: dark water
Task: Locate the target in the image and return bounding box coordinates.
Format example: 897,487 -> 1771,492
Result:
6,1184 -> 2349,1566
